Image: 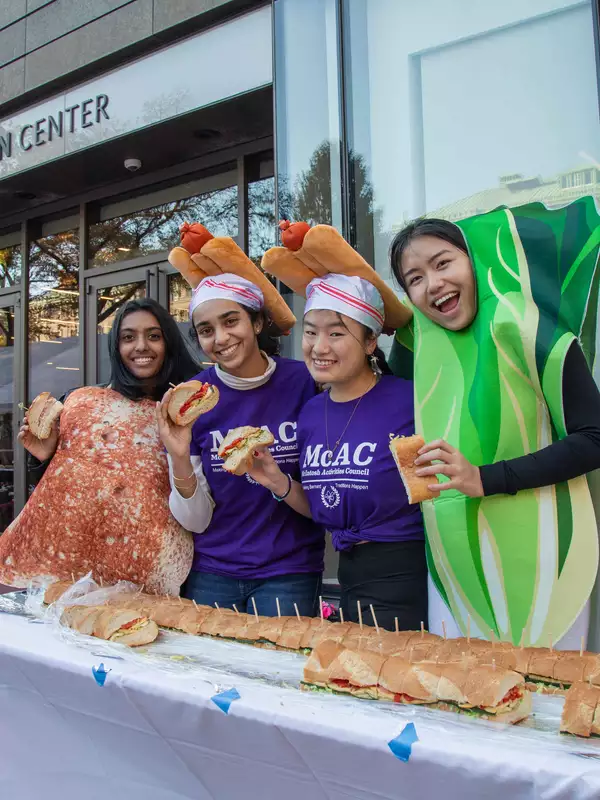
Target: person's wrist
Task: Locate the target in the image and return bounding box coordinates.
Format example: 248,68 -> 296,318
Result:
270,471 -> 289,497
171,454 -> 193,478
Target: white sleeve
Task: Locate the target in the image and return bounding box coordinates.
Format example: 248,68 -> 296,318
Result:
167,454 -> 214,534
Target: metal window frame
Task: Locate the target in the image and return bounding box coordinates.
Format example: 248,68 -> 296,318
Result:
0,287 -> 24,518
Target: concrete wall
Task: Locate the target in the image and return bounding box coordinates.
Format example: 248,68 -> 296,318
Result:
0,0 -> 262,114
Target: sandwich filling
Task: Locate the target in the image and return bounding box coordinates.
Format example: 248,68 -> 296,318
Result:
179,385 -> 210,415
219,429 -> 263,459
109,618 -> 151,640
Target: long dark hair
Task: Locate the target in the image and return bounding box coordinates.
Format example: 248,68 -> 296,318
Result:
109,298 -> 200,401
389,217 -> 469,292
188,305 -> 281,357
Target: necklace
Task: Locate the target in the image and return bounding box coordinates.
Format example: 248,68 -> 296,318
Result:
324,376 -> 376,460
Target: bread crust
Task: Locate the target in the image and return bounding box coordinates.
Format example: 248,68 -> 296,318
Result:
560,682 -> 600,737
389,434 -> 438,503
167,381 -> 219,425
29,393 -> 63,439
219,426 -> 275,476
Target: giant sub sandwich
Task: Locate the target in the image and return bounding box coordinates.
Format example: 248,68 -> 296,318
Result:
303,642 -> 532,724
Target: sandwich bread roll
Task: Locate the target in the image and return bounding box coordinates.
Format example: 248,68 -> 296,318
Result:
27,392 -> 64,440
61,604 -> 158,647
389,435 -> 438,504
219,426 -> 275,475
167,381 -> 219,425
560,682 -> 600,737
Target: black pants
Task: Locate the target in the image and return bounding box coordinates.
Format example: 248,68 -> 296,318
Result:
338,539 -> 428,632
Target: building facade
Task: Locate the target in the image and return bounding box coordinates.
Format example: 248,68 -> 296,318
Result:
1,1 -> 599,586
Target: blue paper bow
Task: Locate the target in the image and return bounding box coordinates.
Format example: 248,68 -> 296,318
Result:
211,687 -> 241,714
388,723 -> 419,762
92,663 -> 111,687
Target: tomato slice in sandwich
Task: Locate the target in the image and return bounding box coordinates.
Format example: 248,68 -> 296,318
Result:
179,385 -> 209,416
120,617 -> 144,631
220,437 -> 245,458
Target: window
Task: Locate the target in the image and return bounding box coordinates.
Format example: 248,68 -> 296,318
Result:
342,0 -> 600,310
28,222 -> 80,402
89,176 -> 238,267
0,242 -> 21,289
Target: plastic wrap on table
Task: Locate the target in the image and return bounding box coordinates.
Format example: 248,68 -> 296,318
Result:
0,590 -> 29,617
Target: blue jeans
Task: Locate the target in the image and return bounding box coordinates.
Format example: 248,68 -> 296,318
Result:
184,571 -> 322,617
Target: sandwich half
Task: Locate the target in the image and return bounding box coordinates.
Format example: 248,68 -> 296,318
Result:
167,381 -> 219,425
389,434 -> 438,503
62,605 -> 159,647
560,682 -> 600,737
28,392 -> 64,439
92,608 -> 159,646
218,426 -> 275,475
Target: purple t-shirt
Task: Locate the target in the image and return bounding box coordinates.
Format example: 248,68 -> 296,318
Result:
189,357 -> 325,579
298,375 -> 424,550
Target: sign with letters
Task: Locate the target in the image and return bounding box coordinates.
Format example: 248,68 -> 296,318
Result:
0,95 -> 110,161
0,6 -> 271,181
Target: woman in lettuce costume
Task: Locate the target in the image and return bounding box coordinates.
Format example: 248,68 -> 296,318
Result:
389,198 -> 600,648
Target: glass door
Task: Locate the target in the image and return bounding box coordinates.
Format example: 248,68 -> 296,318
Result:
0,292 -> 21,530
84,265 -> 163,386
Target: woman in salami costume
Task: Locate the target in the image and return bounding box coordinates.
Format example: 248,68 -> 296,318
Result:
389,198 -> 600,648
0,298 -> 198,594
247,222 -> 427,631
157,223 -> 324,617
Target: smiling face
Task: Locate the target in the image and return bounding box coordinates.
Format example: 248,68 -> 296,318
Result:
118,310 -> 166,379
400,235 -> 477,331
302,310 -> 376,385
192,299 -> 263,377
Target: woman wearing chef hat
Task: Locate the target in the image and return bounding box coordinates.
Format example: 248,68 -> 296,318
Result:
157,224 -> 324,616
247,223 -> 427,631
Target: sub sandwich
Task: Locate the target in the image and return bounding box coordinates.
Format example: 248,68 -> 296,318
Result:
44,582 -> 600,698
27,392 -> 63,439
389,434 -> 438,504
218,426 -> 275,475
560,682 -> 600,737
303,642 -> 532,724
60,604 -> 159,647
167,380 -> 219,425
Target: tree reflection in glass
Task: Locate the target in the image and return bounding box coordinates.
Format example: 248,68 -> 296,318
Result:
28,228 -> 81,402
0,245 -> 21,289
89,186 -> 238,267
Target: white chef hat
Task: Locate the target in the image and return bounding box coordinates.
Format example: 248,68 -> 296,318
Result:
189,273 -> 264,317
304,274 -> 385,335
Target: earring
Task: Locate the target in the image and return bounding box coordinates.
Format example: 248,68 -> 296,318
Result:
369,353 -> 382,376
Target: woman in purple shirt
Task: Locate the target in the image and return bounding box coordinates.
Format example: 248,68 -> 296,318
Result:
249,274 -> 427,631
157,271 -> 324,616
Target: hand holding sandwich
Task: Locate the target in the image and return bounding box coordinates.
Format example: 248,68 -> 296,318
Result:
246,446 -> 288,494
414,439 -> 483,498
156,390 -> 197,498
246,447 -> 312,518
17,412 -> 60,463
156,389 -> 194,459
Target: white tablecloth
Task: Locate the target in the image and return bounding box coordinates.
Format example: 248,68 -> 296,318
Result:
1,612 -> 600,800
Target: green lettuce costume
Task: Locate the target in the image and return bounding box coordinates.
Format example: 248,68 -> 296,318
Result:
392,197 -> 600,646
